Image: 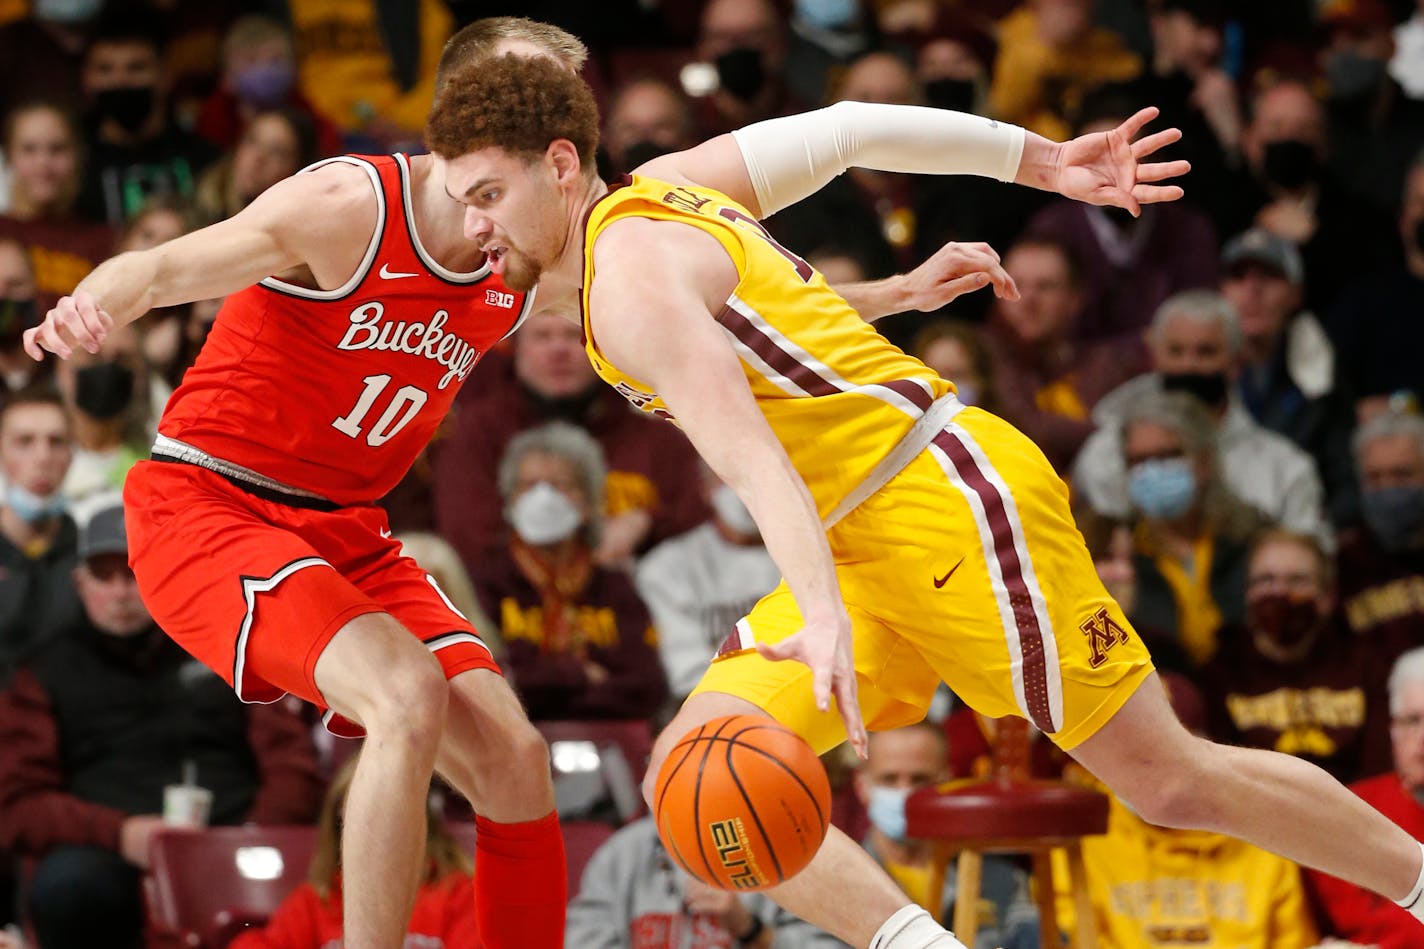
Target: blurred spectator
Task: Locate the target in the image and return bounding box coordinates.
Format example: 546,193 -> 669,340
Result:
566,814 -> 846,948
982,235 -> 1143,471
1319,0 -> 1424,218
0,239 -> 49,400
473,422 -> 668,722
432,314 -> 708,575
988,0 -> 1143,141
0,388 -> 80,681
1124,0 -> 1245,229
194,109 -> 317,223
602,77 -> 697,177
228,754 -> 476,949
115,191 -> 194,252
1335,411 -> 1424,667
1393,0 -> 1424,98
911,319 -> 1001,415
1306,645 -> 1424,949
767,50 -> 929,275
75,13 -> 217,225
194,15 -> 342,159
0,101 -> 114,311
289,0 -> 453,150
0,0 -> 97,121
784,0 -> 875,107
1053,673 -> 1321,948
1118,389 -> 1260,665
53,322 -> 149,504
1200,530 -> 1387,783
1024,87 -> 1221,346
1329,150 -> 1424,421
907,13 -> 1051,271
1071,290 -> 1329,545
0,501 -> 324,949
635,461 -> 780,702
691,0 -> 803,137
1228,78 -> 1394,312
856,723 -> 1038,947
1219,229 -> 1358,525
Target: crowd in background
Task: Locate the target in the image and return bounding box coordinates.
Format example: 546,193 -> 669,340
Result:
0,0 -> 1423,946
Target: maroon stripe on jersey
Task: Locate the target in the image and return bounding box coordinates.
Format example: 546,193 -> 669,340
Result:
714,304 -> 841,397
879,379 -> 935,413
931,428 -> 1055,733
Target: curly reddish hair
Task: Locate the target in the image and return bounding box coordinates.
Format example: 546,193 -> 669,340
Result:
425,53 -> 600,170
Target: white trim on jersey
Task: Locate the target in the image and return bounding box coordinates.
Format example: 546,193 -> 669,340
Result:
498,283 -> 538,342
259,156 -> 385,301
394,153 -> 491,284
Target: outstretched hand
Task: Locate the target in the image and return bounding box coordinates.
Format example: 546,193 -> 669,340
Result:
755,612 -> 868,758
23,289 -> 114,360
1055,107 -> 1190,215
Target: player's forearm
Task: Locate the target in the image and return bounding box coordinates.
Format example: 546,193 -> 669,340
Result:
732,101 -> 1038,218
73,251 -> 161,328
831,277 -> 911,322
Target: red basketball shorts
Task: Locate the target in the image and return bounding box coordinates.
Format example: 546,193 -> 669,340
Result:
123,459 -> 499,736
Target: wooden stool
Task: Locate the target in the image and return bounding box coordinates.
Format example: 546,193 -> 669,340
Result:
904,717 -> 1107,948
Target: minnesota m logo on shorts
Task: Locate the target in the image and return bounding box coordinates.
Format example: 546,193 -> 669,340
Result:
1080,607 -> 1131,668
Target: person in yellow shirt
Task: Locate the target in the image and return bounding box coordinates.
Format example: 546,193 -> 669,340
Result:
288,0 -> 453,148
361,43 -> 1424,949
1055,674 -> 1320,949
990,0 -> 1143,140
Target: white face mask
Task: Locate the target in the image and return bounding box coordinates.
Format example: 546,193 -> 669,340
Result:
711,484 -> 759,537
508,481 -> 583,545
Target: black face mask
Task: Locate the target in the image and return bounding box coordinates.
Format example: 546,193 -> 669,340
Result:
1162,370 -> 1230,410
75,361 -> 135,420
716,47 -> 767,103
924,78 -> 976,113
621,140 -> 672,172
1262,139 -> 1319,191
0,297 -> 37,348
94,86 -> 155,134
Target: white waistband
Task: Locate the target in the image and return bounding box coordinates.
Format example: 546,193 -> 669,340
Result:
821,392 -> 965,530
151,434 -> 333,503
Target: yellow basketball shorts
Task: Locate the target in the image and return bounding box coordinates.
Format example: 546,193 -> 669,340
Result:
692,407 -> 1154,754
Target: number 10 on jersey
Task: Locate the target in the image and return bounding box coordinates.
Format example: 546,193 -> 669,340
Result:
332,374 -> 428,447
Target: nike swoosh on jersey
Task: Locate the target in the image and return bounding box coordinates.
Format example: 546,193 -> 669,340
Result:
934,558 -> 966,589
379,263 -> 420,279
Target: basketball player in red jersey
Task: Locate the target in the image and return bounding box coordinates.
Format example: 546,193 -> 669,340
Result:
14,20 -> 586,949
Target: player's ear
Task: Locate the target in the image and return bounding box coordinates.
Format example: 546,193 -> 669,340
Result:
547,139 -> 582,185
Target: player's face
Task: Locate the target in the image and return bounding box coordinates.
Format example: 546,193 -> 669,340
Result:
75,553 -> 152,637
0,404 -> 71,496
446,148 -> 566,294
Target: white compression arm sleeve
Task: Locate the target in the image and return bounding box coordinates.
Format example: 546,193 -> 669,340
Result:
730,100 -> 1027,218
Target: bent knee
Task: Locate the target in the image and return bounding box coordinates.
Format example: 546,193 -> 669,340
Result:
362,654 -> 449,740
1111,737 -> 1219,828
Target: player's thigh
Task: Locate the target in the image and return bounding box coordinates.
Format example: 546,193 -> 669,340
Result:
124,460 -> 389,712
852,409 -> 1154,750
690,580 -> 942,756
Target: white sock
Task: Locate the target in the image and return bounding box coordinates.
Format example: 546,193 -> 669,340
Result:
867,905 -> 969,949
1394,840 -> 1424,920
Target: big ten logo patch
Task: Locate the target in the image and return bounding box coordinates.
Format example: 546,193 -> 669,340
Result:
485,288 -> 515,309
709,818 -> 765,890
1080,606 -> 1130,668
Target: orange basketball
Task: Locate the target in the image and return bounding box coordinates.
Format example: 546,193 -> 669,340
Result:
652,714 -> 830,891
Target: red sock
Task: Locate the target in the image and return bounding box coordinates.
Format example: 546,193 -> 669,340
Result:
474,811 -> 567,949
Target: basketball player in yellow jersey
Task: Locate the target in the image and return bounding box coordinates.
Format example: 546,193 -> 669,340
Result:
427,54 -> 1424,948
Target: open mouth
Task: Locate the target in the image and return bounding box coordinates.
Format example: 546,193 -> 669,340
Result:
486,245 -> 507,274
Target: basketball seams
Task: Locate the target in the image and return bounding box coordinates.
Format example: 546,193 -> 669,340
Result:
656,723 -> 708,818
692,717 -> 739,886
725,735 -> 788,884
724,725 -> 831,833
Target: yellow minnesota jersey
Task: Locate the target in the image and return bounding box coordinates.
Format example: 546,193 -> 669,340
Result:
581,176 -> 953,518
